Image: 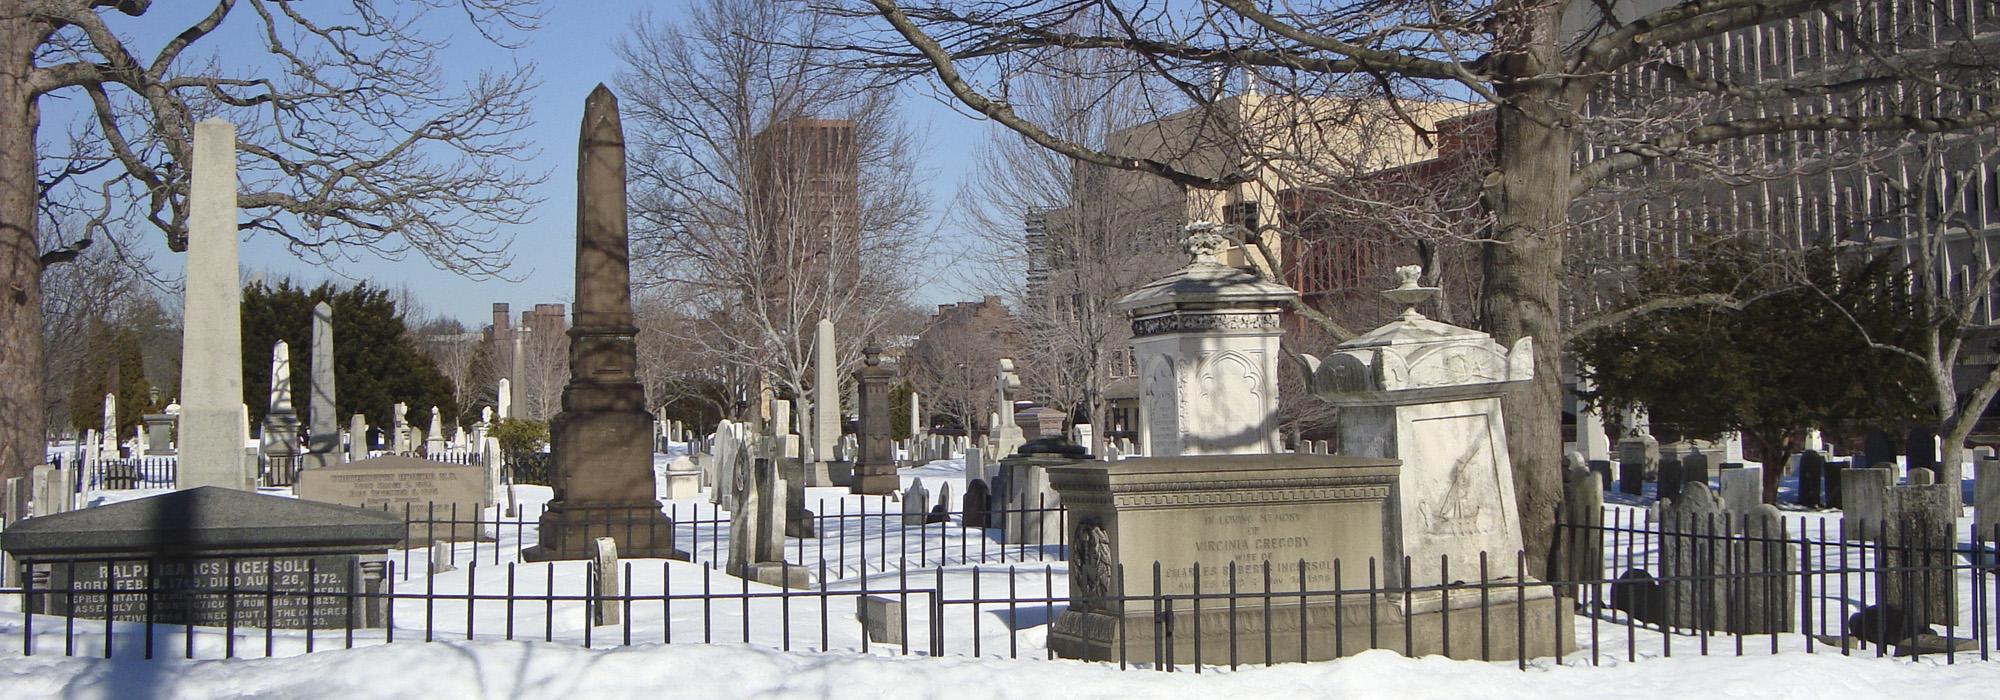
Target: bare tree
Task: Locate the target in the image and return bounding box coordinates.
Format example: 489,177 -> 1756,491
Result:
635,288 -> 736,423
518,322 -> 567,422
829,0 -> 2000,577
615,0 -> 931,411
901,301 -> 1017,433
1,0 -> 547,483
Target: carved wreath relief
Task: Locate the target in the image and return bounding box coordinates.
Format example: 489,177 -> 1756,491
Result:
1071,518 -> 1113,608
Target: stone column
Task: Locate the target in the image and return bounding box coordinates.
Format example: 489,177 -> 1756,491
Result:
177,119 -> 250,490
260,340 -> 303,486
523,85 -> 683,562
907,391 -> 921,439
348,414 -> 368,462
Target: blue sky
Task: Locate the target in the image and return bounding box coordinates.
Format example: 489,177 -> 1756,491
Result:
78,1 -> 986,327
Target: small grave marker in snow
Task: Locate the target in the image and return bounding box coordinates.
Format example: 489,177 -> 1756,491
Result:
593,537 -> 620,626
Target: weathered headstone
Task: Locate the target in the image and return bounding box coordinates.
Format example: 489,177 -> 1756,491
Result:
902,478 -> 930,526
1798,449 -> 1825,508
348,414 -> 369,462
178,119 -> 250,490
1842,466 -> 1895,541
1657,455 -> 1685,503
1905,427 -> 1938,476
295,454 -> 490,545
963,479 -> 992,528
725,457 -> 806,588
1978,457 -> 2000,541
523,86 -> 683,562
1720,467 -> 1764,520
0,487 -> 401,629
1881,469 -> 1955,626
1560,469 -> 1603,596
1732,504 -> 1795,634
592,537 -> 620,625
1862,430 -> 1897,477
1617,441 -> 1646,495
1680,450 -> 1711,495
1825,459 -> 1849,509
1659,484 -> 1727,631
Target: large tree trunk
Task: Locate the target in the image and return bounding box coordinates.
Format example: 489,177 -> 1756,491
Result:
1483,3 -> 1571,582
0,16 -> 45,487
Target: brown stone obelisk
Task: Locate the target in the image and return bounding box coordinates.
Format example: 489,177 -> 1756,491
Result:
524,85 -> 685,561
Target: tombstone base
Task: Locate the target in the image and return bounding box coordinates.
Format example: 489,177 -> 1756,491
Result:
805,461 -> 835,487
728,560 -> 813,589
523,501 -> 686,562
824,460 -> 853,487
1050,587 -> 1574,664
849,467 -> 898,495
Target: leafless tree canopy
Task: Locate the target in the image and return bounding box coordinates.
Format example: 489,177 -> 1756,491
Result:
615,0 -> 931,410
28,0 -> 547,272
817,0 -> 2000,575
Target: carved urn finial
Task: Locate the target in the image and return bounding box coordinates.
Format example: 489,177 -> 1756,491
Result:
1380,264 -> 1439,320
1180,221 -> 1229,265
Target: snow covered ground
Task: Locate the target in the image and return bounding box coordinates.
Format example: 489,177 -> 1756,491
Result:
5,452 -> 2000,697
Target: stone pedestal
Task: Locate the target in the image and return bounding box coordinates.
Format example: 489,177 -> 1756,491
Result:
141,414 -> 176,456
995,438 -> 1089,547
1045,453 -> 1572,663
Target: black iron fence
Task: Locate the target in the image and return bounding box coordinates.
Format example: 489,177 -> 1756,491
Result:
5,505 -> 1998,670
86,457 -> 178,490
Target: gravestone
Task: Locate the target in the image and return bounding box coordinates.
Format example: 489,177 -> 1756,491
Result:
592,537 -> 620,626
850,345 -> 898,494
142,414 -> 176,456
726,457 -> 806,588
348,414 -> 369,462
1561,470 -> 1603,596
1659,484 -> 1727,631
1825,459 -> 1849,509
809,318 -> 840,487
0,487 -> 400,629
1881,469 -> 1955,627
1862,430 -> 1897,477
1798,450 -> 1826,508
523,86 -> 683,563
933,482 -> 953,525
1842,466 -> 1895,541
964,447 -> 986,484
1905,427 -> 1938,476
660,455 -> 700,500
295,454 -> 489,545
1658,455 -> 1685,503
1617,441 -> 1647,495
1731,504 -> 1795,634
177,121 -> 249,490
902,478 -> 930,526
1681,450 -> 1711,495
963,479 -> 992,528
1720,467 -> 1763,519
1587,460 -> 1613,490
998,438 -> 1085,547
1978,457 -> 2000,541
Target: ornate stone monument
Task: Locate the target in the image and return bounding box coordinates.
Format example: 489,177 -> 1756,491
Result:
850,344 -> 898,494
1302,265 -> 1538,590
1113,221 -> 1294,457
177,119 -> 251,490
523,85 -> 684,562
987,359 -> 1028,459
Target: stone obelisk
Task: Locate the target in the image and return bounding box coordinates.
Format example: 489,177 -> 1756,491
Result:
524,85 -> 684,562
261,340 -> 302,485
305,301 -> 339,467
809,318 -> 839,486
178,119 -> 250,490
